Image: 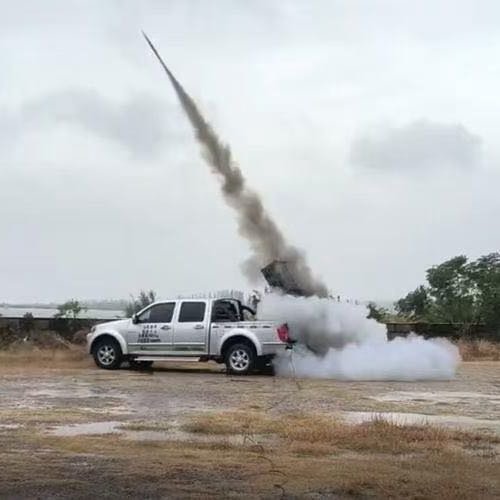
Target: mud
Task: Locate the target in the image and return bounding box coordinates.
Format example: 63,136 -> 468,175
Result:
1,362 -> 499,431
1,361 -> 499,498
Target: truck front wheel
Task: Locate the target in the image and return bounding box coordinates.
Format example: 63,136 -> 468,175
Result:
92,337 -> 123,370
225,342 -> 256,375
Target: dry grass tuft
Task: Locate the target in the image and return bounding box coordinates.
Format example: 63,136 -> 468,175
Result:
284,415 -> 498,454
183,411 -> 498,455
458,339 -> 500,361
182,411 -> 278,435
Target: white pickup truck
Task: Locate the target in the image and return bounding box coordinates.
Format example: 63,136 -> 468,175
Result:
87,297 -> 291,375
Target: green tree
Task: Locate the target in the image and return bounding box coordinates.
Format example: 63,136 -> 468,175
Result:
396,253 -> 500,330
367,302 -> 389,322
425,255 -> 477,323
467,253 -> 500,327
395,285 -> 430,319
124,290 -> 157,317
55,299 -> 86,320
20,312 -> 35,332
53,299 -> 87,335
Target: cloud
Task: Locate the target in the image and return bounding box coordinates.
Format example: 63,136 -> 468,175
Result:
1,2 -> 500,303
350,119 -> 482,172
3,89 -> 177,159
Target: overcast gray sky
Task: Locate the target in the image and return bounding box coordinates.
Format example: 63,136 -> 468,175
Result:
1,0 -> 499,303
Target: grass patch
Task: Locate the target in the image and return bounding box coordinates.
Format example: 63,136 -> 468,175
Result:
182,410 -> 499,455
458,340 -> 500,361
18,429 -> 500,499
0,408 -> 113,426
284,415 -> 499,454
182,410 -> 279,435
0,345 -> 89,370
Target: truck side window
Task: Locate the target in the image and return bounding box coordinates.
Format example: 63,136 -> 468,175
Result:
178,302 -> 206,323
137,303 -> 175,324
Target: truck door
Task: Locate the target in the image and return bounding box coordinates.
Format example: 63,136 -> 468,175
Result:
172,300 -> 208,355
128,302 -> 176,354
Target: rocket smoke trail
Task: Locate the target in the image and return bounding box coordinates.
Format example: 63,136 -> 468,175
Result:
143,32 -> 328,297
141,33 -> 461,383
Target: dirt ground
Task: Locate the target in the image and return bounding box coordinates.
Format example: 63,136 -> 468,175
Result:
0,355 -> 499,499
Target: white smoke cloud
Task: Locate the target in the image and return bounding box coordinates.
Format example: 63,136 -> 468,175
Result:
259,294 -> 460,381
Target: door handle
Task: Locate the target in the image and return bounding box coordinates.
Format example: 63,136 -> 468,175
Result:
161,325 -> 171,330
194,324 -> 204,330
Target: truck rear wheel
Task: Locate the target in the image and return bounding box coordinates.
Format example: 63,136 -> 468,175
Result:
92,337 -> 122,370
225,342 -> 255,375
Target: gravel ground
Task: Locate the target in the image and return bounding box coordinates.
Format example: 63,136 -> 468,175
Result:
0,359 -> 499,498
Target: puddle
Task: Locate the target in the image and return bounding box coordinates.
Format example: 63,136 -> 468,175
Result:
48,420 -> 272,446
122,427 -> 272,445
341,411 -> 500,433
28,389 -> 96,399
372,391 -> 500,404
77,405 -> 133,416
27,387 -> 128,402
0,424 -> 20,430
50,421 -> 122,436
10,402 -> 54,411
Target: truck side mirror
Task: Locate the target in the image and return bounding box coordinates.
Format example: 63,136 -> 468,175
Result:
132,314 -> 138,324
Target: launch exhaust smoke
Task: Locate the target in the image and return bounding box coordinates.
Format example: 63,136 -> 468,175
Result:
143,32 -> 328,297
259,294 -> 460,380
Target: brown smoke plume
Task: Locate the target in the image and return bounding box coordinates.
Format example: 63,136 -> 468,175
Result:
143,32 -> 328,297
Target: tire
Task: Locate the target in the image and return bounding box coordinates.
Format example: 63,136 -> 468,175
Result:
225,342 -> 256,375
92,337 -> 123,370
129,359 -> 154,370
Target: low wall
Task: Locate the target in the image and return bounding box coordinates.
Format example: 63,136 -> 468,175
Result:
385,322 -> 498,341
0,317 -> 110,340
1,316 -> 498,342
